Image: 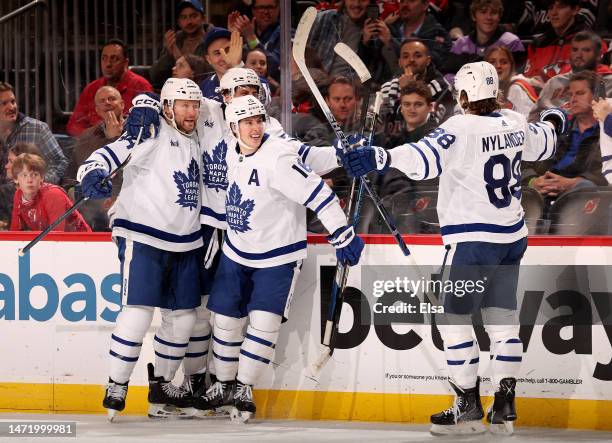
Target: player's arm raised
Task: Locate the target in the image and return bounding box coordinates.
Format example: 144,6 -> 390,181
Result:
270,151 -> 364,266
522,108 -> 565,162
337,123 -> 457,181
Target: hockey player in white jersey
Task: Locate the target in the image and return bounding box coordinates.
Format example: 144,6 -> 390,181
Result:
77,78 -> 205,421
191,95 -> 363,423
337,62 -> 567,435
123,68 -> 340,410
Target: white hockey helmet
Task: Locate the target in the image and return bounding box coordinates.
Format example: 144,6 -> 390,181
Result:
218,67 -> 265,104
225,95 -> 268,151
160,77 -> 202,134
454,61 -> 498,110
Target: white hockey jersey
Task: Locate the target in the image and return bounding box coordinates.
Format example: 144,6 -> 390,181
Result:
223,134 -> 347,268
82,120 -> 203,252
388,109 -> 557,244
198,98 -> 338,229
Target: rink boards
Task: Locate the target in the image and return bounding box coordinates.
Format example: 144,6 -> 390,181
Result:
0,233 -> 612,429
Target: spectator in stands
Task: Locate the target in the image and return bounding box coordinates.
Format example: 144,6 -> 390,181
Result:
172,54 -> 209,83
379,40 -> 452,141
523,0 -> 600,82
529,31 -> 612,121
443,0 -> 525,76
592,97 -> 612,184
0,82 -> 68,185
227,0 -> 282,81
67,39 -> 152,136
149,0 -> 215,89
245,48 -> 279,96
0,142 -> 41,230
307,0 -> 397,79
63,86 -> 125,231
523,71 -> 607,201
199,28 -> 244,102
485,46 -> 539,117
10,153 -> 90,232
516,0 -> 599,38
388,0 -> 451,69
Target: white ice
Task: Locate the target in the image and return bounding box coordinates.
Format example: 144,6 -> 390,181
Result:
1,414 -> 612,443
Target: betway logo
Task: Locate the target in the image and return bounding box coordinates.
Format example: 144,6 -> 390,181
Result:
0,254 -> 121,322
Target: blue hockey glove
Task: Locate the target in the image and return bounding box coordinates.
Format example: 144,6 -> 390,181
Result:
338,145 -> 390,178
126,92 -> 161,140
327,225 -> 364,266
77,161 -> 112,199
540,107 -> 568,135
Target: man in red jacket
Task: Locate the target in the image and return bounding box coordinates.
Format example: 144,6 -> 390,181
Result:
66,39 -> 152,136
10,153 -> 90,232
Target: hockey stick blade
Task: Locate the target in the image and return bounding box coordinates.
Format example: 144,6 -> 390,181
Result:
333,43 -> 371,84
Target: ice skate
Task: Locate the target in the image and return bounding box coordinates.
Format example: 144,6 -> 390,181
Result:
192,379 -> 235,417
103,378 -> 128,422
230,380 -> 256,424
430,377 -> 485,435
487,377 -> 517,435
181,372 -> 207,398
147,363 -> 193,419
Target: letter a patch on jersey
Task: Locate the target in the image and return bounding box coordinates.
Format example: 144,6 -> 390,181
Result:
173,158 -> 200,211
203,140 -> 228,192
226,183 -> 255,233
248,169 -> 260,186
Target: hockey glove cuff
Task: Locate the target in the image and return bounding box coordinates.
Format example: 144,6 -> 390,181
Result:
327,226 -> 364,266
77,161 -> 112,199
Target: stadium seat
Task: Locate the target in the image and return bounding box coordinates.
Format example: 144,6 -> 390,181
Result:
548,188 -> 612,235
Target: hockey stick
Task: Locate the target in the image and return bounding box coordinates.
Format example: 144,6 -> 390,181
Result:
293,7 -> 410,257
17,129 -> 142,257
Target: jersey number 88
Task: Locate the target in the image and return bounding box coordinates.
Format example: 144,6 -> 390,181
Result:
483,151 -> 522,209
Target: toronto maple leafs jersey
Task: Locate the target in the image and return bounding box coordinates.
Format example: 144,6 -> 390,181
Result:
82,120 -> 203,252
198,98 -> 339,230
387,109 -> 557,244
223,134 -> 347,268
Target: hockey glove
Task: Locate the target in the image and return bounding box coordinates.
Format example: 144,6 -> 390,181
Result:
126,92 -> 161,140
338,145 -> 390,178
327,225 -> 364,266
77,161 -> 112,199
540,107 -> 568,135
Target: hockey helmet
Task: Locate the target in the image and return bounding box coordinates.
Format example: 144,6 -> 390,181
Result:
454,61 -> 498,108
218,67 -> 265,104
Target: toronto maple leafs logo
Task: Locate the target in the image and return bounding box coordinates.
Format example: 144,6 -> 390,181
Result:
173,158 -> 200,210
203,140 -> 228,192
226,183 -> 255,233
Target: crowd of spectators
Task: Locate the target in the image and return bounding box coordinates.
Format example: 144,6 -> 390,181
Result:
0,0 -> 611,235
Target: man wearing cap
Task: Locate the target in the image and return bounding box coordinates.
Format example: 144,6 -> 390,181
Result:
149,0 -> 215,89
198,28 -> 244,103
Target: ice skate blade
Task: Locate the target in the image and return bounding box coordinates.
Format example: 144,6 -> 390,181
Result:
106,409 -> 119,422
430,421 -> 487,435
147,403 -> 193,420
489,421 -> 514,435
230,407 -> 253,424
184,406 -> 231,419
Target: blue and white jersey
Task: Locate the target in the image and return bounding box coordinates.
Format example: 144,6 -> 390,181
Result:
84,120 -> 203,252
223,134 -> 346,268
388,109 -> 557,244
198,98 -> 338,229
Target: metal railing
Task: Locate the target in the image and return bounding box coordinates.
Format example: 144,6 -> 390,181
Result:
0,0 -> 177,129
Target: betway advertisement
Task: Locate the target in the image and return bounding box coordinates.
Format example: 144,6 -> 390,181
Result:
0,238 -> 611,401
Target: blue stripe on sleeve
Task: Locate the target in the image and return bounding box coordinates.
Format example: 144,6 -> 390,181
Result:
304,181 -> 324,206
421,139 -> 442,177
98,153 -> 112,171
314,193 -> 335,214
408,143 -> 429,179
102,146 -> 121,169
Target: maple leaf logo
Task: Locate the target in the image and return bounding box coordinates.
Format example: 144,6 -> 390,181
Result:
226,183 -> 255,233
203,140 -> 228,192
173,158 -> 200,211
